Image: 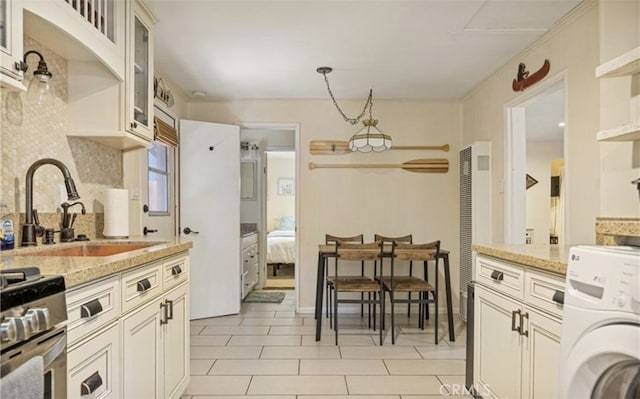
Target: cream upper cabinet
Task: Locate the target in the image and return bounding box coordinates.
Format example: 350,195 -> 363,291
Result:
0,0 -> 25,90
126,0 -> 155,141
66,0 -> 157,150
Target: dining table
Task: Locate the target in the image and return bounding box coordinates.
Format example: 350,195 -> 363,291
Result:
314,243 -> 456,342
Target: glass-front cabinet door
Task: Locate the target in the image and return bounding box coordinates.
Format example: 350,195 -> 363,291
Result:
127,0 -> 155,141
0,0 -> 24,87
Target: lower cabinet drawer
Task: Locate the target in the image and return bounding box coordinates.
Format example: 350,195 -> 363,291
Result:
525,270 -> 565,318
67,322 -> 120,399
163,253 -> 189,291
475,255 -> 525,300
122,261 -> 163,314
66,275 -> 120,346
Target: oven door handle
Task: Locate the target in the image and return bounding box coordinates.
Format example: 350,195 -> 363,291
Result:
40,329 -> 66,370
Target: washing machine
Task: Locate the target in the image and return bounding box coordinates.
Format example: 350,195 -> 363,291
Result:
559,245 -> 640,398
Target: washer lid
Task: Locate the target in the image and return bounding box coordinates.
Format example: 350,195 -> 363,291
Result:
561,324 -> 640,399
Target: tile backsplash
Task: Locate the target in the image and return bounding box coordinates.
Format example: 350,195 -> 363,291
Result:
1,36 -> 122,232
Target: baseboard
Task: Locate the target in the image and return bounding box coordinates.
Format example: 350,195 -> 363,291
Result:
297,305 -> 460,316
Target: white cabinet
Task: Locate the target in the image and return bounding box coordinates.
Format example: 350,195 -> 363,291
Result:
122,294 -> 163,398
163,283 -> 190,399
67,323 -> 121,399
0,0 -> 25,90
122,282 -> 189,399
473,254 -> 564,399
241,233 -> 259,298
67,0 -> 157,150
66,251 -> 190,399
126,0 -> 155,141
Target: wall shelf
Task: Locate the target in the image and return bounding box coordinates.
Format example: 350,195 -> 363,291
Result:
596,121 -> 640,142
596,46 -> 640,78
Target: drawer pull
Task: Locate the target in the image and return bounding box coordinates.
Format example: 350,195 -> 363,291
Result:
160,302 -> 169,325
520,312 -> 529,337
171,265 -> 183,275
80,371 -> 103,395
490,270 -> 504,281
511,309 -> 521,333
136,278 -> 152,292
80,299 -> 103,318
166,299 -> 174,320
552,290 -> 565,305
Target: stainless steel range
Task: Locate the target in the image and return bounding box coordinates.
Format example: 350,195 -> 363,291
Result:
0,267 -> 67,399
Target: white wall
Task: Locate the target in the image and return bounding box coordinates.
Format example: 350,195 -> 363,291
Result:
526,142 -> 563,245
462,2 -> 600,245
598,1 -> 640,217
187,99 -> 462,311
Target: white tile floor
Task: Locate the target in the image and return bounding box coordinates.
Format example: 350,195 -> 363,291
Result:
182,291 -> 471,399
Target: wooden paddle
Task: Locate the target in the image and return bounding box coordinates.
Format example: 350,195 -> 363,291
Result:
308,158 -> 449,173
309,140 -> 449,155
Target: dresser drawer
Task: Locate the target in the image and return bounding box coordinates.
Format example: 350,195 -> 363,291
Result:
67,322 -> 120,399
121,260 -> 163,313
163,253 -> 189,291
525,270 -> 565,318
475,255 -> 525,300
66,275 -> 120,346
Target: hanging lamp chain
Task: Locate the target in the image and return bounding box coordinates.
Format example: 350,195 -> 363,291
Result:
321,70 -> 373,125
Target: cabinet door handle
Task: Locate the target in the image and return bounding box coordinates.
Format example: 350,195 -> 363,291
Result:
520,312 -> 529,337
552,290 -> 565,305
166,299 -> 174,320
137,278 -> 152,292
80,371 -> 103,395
160,302 -> 169,325
511,309 -> 521,334
490,270 -> 504,281
80,299 -> 103,318
171,265 -> 182,275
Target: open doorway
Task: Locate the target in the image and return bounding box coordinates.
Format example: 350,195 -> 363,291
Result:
505,74 -> 566,245
239,123 -> 299,303
264,151 -> 296,289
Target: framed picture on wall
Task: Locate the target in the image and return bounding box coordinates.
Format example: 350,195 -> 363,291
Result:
278,178 -> 294,196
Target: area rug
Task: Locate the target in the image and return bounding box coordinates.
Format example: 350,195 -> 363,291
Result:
243,290 -> 286,303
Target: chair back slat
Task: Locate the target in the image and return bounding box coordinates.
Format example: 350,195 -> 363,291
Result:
326,234 -> 364,244
374,234 -> 413,244
337,242 -> 382,261
393,241 -> 440,261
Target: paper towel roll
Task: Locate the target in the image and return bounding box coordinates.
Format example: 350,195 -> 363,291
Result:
103,188 -> 129,238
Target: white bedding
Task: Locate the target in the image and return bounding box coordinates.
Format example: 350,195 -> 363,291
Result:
266,230 -> 295,264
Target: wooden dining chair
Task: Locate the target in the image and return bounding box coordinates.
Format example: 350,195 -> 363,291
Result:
333,241 -> 385,345
374,234 -> 413,316
325,234 -> 365,327
381,240 -> 440,344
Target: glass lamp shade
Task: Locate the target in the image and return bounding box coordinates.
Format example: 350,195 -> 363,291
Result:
26,73 -> 55,106
348,119 -> 392,152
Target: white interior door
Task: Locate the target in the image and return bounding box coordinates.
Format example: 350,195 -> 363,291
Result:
180,119 -> 240,319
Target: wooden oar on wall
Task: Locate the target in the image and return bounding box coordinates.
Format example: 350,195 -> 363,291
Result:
308,158 -> 449,173
310,140 -> 449,155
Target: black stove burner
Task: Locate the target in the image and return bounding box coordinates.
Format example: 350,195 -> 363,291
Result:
0,268 -> 66,311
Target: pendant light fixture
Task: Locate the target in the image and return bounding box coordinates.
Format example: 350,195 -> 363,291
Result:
317,66 -> 391,152
15,50 -> 55,106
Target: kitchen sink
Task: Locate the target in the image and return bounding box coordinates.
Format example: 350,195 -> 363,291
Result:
19,242 -> 163,257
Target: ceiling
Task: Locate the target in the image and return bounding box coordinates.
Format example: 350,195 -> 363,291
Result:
149,0 -> 581,101
525,84 -> 565,142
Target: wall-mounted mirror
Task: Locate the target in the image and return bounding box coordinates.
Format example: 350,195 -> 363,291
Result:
241,160 -> 257,200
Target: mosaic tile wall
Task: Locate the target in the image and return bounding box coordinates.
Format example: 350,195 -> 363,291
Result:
1,36 -> 123,236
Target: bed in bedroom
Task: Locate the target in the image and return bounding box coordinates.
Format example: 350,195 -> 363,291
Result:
266,216 -> 295,276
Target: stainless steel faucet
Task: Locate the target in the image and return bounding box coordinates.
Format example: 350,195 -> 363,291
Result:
21,159 -> 80,246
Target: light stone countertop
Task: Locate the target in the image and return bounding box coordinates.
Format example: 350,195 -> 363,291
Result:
472,243 -> 571,276
0,236 -> 193,288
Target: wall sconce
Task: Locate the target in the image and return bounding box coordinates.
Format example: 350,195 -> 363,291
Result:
15,50 -> 55,106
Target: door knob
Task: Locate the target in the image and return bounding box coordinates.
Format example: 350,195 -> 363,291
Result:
143,226 -> 158,235
183,227 -> 199,235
